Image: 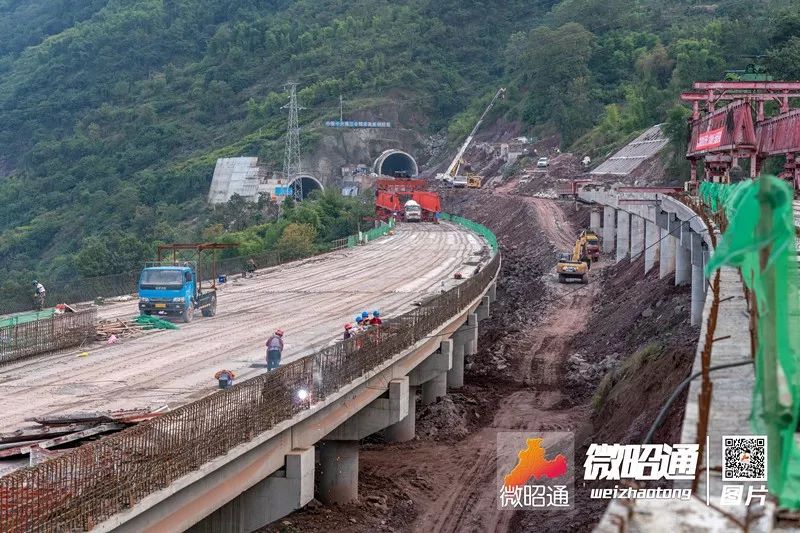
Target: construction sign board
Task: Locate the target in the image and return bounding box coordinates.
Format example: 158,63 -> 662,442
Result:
696,128 -> 724,151
325,120 -> 392,128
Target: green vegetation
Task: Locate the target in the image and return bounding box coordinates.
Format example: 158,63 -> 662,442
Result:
1,0 -> 800,296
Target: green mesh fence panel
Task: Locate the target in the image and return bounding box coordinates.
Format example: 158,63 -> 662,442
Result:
440,213 -> 498,254
701,176 -> 800,508
363,218 -> 395,242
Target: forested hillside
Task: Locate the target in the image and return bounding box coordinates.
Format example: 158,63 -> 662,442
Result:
0,0 -> 798,295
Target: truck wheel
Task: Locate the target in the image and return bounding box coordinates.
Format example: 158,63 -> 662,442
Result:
558,274 -> 565,283
202,297 -> 217,317
582,274 -> 589,284
182,307 -> 194,323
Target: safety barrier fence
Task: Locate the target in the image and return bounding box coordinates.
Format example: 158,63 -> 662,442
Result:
0,218 -> 498,531
0,308 -> 97,365
0,222 -> 397,316
440,213 -> 498,253
363,217 -> 395,242
699,176 -> 800,508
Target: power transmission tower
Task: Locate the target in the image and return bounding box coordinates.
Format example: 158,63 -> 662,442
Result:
282,82 -> 304,201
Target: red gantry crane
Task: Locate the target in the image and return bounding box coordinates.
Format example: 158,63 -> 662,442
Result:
680,81 -> 800,191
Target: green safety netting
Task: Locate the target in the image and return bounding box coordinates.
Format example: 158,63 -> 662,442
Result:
440,213 -> 498,254
362,218 -> 396,242
133,315 -> 179,330
0,309 -> 55,328
701,177 -> 800,508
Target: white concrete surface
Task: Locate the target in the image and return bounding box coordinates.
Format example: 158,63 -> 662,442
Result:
0,223 -> 486,435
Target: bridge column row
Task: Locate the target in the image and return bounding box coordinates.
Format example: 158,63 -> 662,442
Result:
616,210 -> 630,263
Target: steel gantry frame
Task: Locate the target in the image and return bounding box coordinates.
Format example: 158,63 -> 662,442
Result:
680,81 -> 800,189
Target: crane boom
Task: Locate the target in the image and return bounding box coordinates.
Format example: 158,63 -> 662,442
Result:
440,87 -> 506,180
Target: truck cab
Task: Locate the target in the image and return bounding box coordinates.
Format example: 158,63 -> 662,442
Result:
138,265 -> 217,323
403,200 -> 422,222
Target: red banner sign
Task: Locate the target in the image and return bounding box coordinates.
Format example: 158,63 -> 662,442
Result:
695,127 -> 724,150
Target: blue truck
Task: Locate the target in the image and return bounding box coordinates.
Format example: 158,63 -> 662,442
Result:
137,243 -> 237,323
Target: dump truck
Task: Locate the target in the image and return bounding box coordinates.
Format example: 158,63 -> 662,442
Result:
556,179 -> 593,198
556,238 -> 590,284
580,229 -> 601,262
138,243 -> 237,323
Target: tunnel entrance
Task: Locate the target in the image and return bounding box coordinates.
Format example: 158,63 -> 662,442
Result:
373,150 -> 419,177
289,175 -> 324,200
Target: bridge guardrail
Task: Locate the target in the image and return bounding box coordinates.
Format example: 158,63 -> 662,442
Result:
699,177 -> 800,509
0,218 -> 500,532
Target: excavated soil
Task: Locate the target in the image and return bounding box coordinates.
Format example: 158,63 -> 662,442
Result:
261,191 -> 699,532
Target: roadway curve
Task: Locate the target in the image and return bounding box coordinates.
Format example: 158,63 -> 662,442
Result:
0,223 -> 487,437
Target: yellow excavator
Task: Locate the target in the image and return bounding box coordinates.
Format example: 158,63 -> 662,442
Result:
467,175 -> 482,188
556,236 -> 591,284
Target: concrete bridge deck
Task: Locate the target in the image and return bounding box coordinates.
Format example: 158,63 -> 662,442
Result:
0,223 -> 486,439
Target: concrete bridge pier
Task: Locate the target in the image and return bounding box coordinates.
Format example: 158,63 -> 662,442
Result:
630,215 -> 645,260
616,211 -> 630,262
422,373 -> 447,404
603,206 -> 616,254
644,220 -> 660,274
690,233 -> 706,326
448,314 -> 477,389
659,228 -> 676,278
476,296 -> 490,321
318,440 -> 359,505
488,282 -> 497,303
590,208 -> 602,233
384,386 -> 417,443
675,223 -> 692,286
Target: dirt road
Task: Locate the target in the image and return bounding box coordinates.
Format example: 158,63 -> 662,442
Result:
0,223 -> 486,434
360,197 -> 596,532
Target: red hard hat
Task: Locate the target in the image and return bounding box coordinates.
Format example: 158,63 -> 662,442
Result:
344,323 -> 352,330
275,329 -> 284,336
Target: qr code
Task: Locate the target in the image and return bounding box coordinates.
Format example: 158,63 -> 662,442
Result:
723,436 -> 767,481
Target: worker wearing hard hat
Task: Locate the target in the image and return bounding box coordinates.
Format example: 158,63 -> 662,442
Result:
266,329 -> 284,371
343,323 -> 355,341
369,310 -> 383,326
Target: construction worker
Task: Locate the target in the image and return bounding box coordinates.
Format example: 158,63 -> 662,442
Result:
32,280 -> 46,311
245,258 -> 257,278
266,329 -> 284,371
354,315 -> 364,332
370,310 -> 383,326
343,323 -> 355,340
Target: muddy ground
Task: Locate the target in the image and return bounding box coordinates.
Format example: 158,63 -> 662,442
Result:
261,190 -> 698,533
